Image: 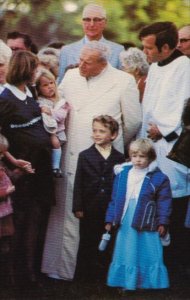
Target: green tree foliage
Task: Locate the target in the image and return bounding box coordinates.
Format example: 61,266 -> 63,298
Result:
98,0 -> 190,45
0,0 -> 189,49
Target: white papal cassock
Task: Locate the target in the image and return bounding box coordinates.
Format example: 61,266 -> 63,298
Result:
41,64 -> 142,280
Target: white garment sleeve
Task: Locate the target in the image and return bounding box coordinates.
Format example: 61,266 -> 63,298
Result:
121,74 -> 142,145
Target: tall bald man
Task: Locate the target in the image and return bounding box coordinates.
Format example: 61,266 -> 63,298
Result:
58,3 -> 124,83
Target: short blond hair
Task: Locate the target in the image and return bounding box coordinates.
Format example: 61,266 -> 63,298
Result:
35,67 -> 59,101
129,138 -> 156,162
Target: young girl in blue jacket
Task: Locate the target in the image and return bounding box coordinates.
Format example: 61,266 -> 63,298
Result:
105,138 -> 172,290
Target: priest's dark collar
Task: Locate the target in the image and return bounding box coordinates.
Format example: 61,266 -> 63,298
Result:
158,49 -> 184,66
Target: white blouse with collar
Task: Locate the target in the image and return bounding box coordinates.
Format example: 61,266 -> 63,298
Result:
5,83 -> 32,101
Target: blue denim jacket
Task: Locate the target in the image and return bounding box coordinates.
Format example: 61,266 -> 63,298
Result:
105,161 -> 172,231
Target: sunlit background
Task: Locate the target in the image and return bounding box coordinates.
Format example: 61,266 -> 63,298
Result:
0,0 -> 189,49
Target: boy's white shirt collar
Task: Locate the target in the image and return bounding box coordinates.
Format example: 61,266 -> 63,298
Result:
95,144 -> 111,151
114,160 -> 158,175
95,144 -> 112,159
5,83 -> 32,100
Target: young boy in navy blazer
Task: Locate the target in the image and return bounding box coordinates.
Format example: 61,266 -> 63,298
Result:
73,115 -> 125,281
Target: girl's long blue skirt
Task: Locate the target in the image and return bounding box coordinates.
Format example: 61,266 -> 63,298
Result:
107,198 -> 169,290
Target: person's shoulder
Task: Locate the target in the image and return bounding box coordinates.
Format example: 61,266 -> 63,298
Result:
151,54 -> 190,70
155,168 -> 170,181
175,53 -> 190,63
106,63 -> 124,75
63,66 -> 80,79
0,87 -> 11,97
0,87 -> 15,102
149,163 -> 170,183
55,97 -> 66,106
107,64 -> 135,81
103,38 -> 124,51
152,170 -> 171,190
174,55 -> 190,70
38,96 -> 51,104
114,161 -> 132,175
79,145 -> 95,157
60,38 -> 83,53
112,146 -> 125,158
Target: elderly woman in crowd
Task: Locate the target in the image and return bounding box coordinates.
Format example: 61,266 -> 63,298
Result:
120,47 -> 149,102
37,47 -> 60,79
0,50 -> 54,285
0,40 -> 12,93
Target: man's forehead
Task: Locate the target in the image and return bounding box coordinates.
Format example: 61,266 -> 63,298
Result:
83,7 -> 105,18
142,34 -> 156,44
83,12 -> 103,18
179,28 -> 190,38
7,37 -> 25,46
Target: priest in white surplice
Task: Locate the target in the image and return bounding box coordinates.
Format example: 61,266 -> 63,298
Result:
139,22 -> 190,276
41,41 -> 141,280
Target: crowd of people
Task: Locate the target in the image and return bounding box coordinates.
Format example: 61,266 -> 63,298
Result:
0,2 -> 190,296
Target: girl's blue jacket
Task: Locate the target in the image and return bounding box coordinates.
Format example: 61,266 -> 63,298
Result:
105,161 -> 172,231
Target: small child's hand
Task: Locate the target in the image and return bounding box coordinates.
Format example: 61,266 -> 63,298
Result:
6,185 -> 15,195
23,164 -> 35,174
105,223 -> 112,232
15,160 -> 35,174
14,159 -> 28,168
74,211 -> 84,219
157,225 -> 166,237
41,106 -> 51,115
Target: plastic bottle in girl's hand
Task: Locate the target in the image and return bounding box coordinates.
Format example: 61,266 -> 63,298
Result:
98,232 -> 111,251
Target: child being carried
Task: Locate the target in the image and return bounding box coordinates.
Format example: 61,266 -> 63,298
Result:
36,68 -> 70,178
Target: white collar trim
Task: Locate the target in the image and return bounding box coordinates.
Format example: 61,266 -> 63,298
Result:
5,83 -> 32,100
114,160 -> 158,175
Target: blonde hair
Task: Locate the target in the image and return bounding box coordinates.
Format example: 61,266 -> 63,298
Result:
35,67 -> 59,102
129,138 -> 156,162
